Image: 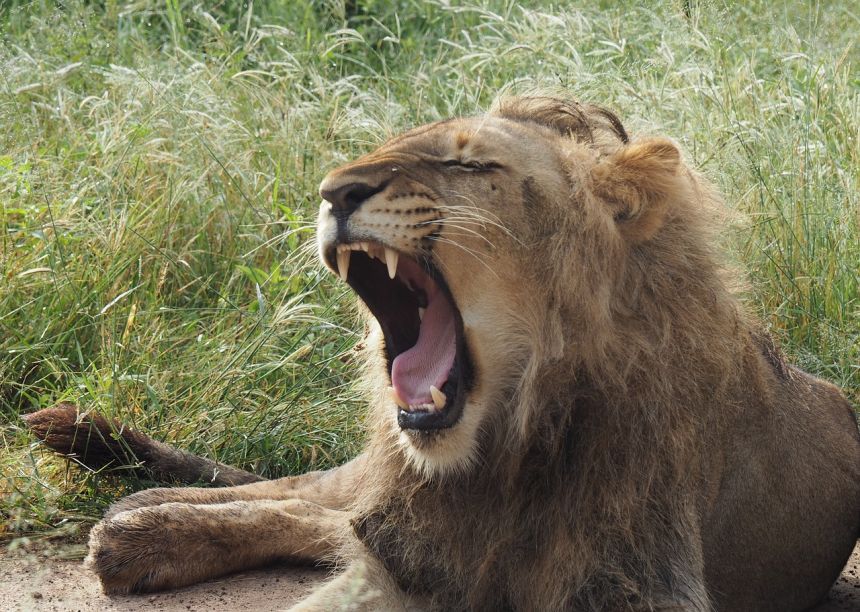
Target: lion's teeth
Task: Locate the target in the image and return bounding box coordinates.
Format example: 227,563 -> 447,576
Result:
430,385 -> 446,409
360,242 -> 369,252
336,247 -> 351,281
388,386 -> 408,410
418,307 -> 425,320
385,248 -> 399,279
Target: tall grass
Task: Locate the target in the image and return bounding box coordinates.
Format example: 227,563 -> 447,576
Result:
1,0 -> 856,542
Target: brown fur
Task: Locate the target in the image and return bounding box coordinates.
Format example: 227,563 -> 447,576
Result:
26,96 -> 860,611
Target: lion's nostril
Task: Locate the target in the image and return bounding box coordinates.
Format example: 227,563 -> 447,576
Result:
320,181 -> 388,217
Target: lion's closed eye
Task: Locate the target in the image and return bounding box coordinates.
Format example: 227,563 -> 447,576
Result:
441,159 -> 501,172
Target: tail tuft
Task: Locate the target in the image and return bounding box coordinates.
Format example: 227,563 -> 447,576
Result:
23,402 -> 264,486
23,402 -> 147,470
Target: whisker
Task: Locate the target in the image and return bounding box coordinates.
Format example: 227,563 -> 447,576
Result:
428,235 -> 499,278
440,232 -> 498,252
435,200 -> 522,244
433,223 -> 497,249
419,214 -> 507,249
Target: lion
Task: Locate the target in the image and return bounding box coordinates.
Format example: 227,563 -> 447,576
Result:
24,96 -> 860,611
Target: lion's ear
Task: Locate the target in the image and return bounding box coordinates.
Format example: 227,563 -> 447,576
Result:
590,138 -> 682,243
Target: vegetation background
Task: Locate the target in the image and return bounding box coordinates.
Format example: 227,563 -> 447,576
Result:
1,0 -> 857,547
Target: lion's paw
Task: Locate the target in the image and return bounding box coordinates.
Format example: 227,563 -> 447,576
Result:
86,504 -> 187,594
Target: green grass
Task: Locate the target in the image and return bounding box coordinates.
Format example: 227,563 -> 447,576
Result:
1,0 -> 857,543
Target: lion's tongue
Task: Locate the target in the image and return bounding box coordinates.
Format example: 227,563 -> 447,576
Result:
391,289 -> 456,407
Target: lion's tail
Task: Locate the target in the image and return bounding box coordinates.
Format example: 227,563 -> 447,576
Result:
22,403 -> 264,486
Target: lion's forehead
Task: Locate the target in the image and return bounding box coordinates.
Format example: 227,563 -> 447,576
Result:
370,116 -> 539,161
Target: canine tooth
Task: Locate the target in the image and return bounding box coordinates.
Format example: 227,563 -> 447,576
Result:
385,248 -> 399,279
388,386 -> 408,410
418,307 -> 426,320
360,242 -> 370,252
336,248 -> 351,281
430,385 -> 446,409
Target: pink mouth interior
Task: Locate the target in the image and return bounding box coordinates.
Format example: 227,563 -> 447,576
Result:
390,259 -> 456,407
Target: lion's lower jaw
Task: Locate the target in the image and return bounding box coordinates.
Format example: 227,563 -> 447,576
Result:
396,398 -> 488,478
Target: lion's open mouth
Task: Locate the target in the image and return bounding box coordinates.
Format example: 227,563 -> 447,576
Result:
325,243 -> 472,431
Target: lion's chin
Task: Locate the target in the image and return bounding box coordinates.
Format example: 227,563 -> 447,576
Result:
324,241 -> 475,435
396,395 -> 487,476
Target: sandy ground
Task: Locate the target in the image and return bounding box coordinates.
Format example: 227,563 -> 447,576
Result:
0,550 -> 323,612
2,543 -> 858,611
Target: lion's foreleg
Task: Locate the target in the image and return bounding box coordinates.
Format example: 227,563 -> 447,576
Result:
87,499 -> 348,594
105,454 -> 367,518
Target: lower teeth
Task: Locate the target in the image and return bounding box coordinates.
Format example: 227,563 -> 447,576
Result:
388,385 -> 447,412
430,385 -> 446,408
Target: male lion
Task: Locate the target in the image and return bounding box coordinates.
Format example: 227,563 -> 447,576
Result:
25,96 -> 860,611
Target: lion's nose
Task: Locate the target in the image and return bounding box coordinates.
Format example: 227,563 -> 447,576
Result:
319,178 -> 388,217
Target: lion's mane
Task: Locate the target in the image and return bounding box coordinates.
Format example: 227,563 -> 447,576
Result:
344,97 -> 764,610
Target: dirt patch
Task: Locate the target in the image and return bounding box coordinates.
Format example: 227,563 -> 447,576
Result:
0,550 -> 324,612
2,543 -> 857,611
826,542 -> 860,612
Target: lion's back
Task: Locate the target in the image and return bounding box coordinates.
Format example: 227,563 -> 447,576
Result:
703,357 -> 860,612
